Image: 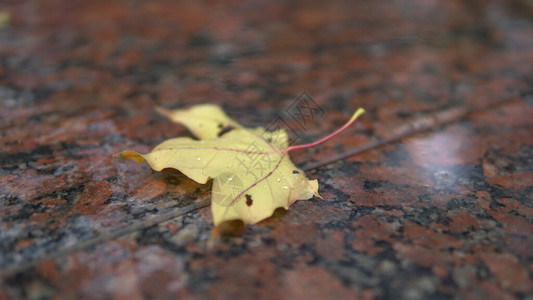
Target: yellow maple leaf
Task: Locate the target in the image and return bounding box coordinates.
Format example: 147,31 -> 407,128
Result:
116,105 -> 364,229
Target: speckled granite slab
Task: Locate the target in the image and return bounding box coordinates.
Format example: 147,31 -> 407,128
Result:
0,1 -> 532,299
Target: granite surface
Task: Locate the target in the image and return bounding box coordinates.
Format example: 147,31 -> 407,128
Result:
1,0 -> 532,299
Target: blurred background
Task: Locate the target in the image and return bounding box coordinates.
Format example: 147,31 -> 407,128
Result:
2,0 -> 531,119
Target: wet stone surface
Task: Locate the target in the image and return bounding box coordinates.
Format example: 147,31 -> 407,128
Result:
1,0 -> 532,299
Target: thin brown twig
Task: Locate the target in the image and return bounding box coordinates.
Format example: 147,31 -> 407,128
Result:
302,97 -> 523,171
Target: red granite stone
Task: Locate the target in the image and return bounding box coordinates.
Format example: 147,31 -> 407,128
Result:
1,0 -> 532,299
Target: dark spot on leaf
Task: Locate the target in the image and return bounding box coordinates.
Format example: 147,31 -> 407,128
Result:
265,137 -> 272,143
218,123 -> 223,128
245,194 -> 253,206
292,170 -> 299,174
217,125 -> 235,137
